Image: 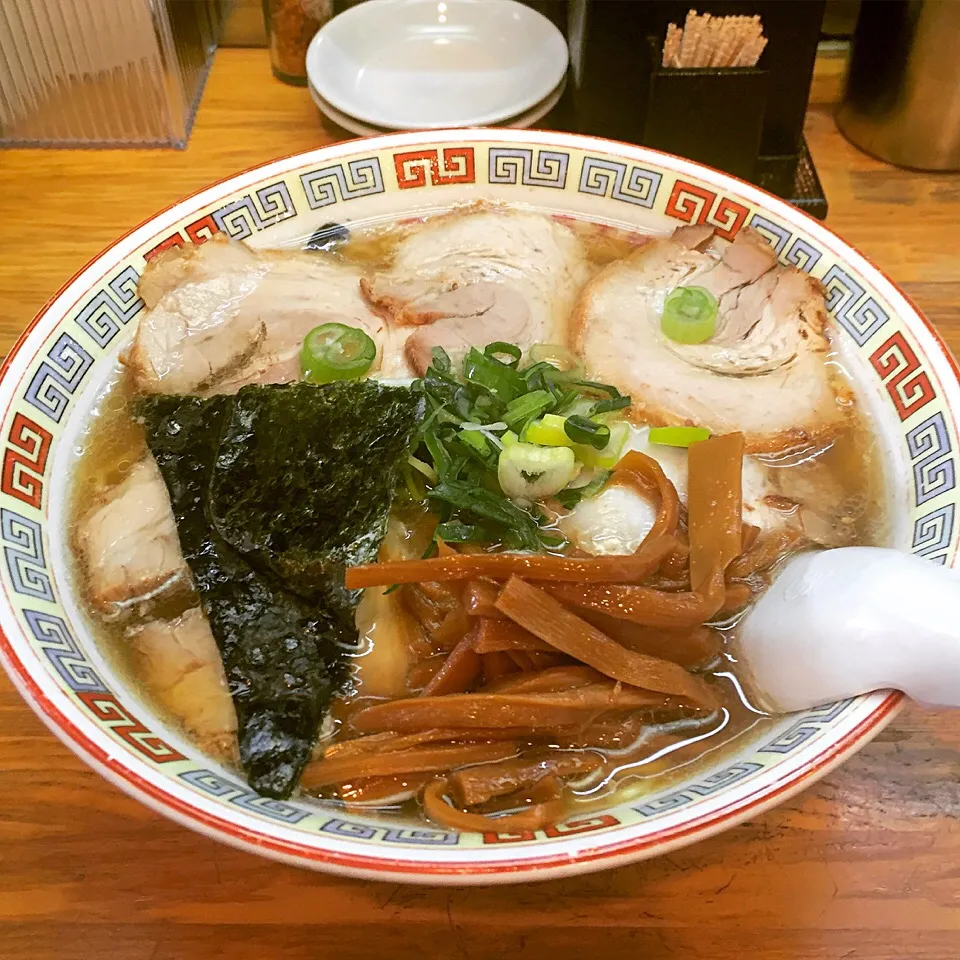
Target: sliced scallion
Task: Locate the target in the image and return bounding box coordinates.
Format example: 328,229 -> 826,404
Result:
648,425 -> 711,447
300,323 -> 376,383
661,286 -> 718,344
484,342 -> 523,367
564,414 -> 611,450
522,413 -> 574,447
504,390 -> 555,431
590,395 -> 632,417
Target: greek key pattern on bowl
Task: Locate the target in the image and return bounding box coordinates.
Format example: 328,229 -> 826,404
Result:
77,690 -> 185,763
665,179 -> 748,239
747,213 -> 822,272
24,332 -> 93,426
821,265 -> 889,347
578,157 -> 661,208
870,331 -> 935,421
1,413 -> 51,510
23,609 -> 108,693
912,503 -> 954,563
489,147 -> 569,188
180,769 -> 311,824
394,147 -> 475,189
145,179 -> 299,261
634,762 -> 764,817
75,266 -> 143,348
321,817 -> 460,846
300,157 -> 385,210
21,608 -> 184,762
907,413 -> 955,506
758,699 -> 854,754
1,508 -> 53,602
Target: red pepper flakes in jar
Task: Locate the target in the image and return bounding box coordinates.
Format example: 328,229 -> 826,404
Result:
263,0 -> 332,85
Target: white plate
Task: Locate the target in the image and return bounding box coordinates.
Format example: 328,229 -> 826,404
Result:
306,0 -> 568,130
308,76 -> 566,136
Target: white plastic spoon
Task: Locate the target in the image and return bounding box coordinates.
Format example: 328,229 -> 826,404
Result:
737,547 -> 960,712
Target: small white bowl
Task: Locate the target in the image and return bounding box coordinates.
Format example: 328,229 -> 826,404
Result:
308,77 -> 567,136
307,0 -> 569,130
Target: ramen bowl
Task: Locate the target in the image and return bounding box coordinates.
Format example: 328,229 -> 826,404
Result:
0,131 -> 953,884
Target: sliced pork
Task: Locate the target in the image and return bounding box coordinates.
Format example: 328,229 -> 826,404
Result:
75,458 -> 188,611
128,236 -> 391,393
571,226 -> 852,453
361,205 -> 590,375
129,608 -> 237,759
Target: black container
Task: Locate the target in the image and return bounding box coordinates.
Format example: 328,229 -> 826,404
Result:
565,0 -> 827,217
641,38 -> 769,181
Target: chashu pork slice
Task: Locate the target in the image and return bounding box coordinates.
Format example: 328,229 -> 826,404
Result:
128,235 -> 392,394
76,458 -> 188,612
129,607 -> 237,760
571,225 -> 852,454
361,205 -> 590,375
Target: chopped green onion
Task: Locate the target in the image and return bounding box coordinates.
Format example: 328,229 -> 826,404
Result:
528,343 -> 585,378
423,429 -> 453,480
484,342 -> 522,366
300,323 -> 376,383
407,455 -> 438,483
648,425 -> 711,447
574,421 -> 631,469
523,413 -> 574,447
463,348 -> 525,403
429,479 -> 543,551
590,395 -> 632,417
431,346 -> 452,372
661,286 -> 718,344
458,428 -> 490,456
400,463 -> 425,500
411,340 -> 637,548
554,469 -> 613,510
497,443 -> 579,502
564,414 -> 611,450
571,379 -> 622,399
435,520 -> 495,543
504,389 -> 555,431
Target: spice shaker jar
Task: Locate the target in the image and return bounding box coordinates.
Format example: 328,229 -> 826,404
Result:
263,0 -> 332,85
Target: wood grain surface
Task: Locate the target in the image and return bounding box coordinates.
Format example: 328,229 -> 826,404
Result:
0,48 -> 958,960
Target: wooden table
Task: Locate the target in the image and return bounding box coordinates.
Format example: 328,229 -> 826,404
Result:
1,48 -> 958,960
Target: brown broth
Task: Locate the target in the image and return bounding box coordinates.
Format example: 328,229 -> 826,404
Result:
67,211 -> 888,825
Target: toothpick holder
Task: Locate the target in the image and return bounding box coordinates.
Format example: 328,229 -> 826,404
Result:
641,37 -> 770,181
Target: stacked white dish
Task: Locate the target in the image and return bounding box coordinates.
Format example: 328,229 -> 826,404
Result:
306,0 -> 569,134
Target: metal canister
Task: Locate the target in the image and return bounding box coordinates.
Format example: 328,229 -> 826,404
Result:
836,0 -> 960,170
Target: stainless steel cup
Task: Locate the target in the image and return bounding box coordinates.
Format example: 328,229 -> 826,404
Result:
836,0 -> 960,170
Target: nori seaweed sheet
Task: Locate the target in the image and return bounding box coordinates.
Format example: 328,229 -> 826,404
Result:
137,381 -> 423,798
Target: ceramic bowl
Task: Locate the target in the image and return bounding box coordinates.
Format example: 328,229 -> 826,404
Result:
0,130 -> 954,884
307,77 -> 567,136
306,0 -> 568,129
